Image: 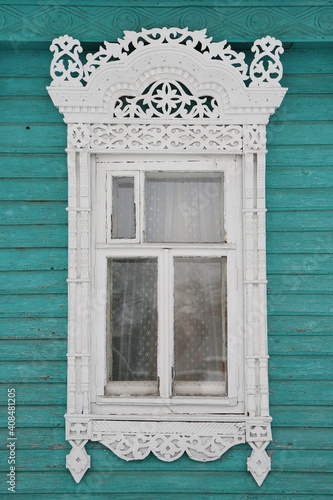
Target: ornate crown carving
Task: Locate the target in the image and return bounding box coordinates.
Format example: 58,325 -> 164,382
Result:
49,29 -> 284,88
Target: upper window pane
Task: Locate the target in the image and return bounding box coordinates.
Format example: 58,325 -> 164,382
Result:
112,177 -> 135,239
145,173 -> 224,243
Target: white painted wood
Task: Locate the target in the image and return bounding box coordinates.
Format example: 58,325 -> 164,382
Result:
47,27 -> 287,485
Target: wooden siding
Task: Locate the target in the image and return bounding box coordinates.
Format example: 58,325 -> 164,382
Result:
0,1 -> 333,497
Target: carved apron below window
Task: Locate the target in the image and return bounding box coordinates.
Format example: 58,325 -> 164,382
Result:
47,27 -> 287,486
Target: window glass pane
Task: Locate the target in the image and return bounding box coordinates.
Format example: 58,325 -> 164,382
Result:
145,173 -> 224,243
112,177 -> 135,239
173,257 -> 227,396
106,258 -> 158,396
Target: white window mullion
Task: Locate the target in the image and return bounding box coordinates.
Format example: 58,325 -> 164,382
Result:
139,170 -> 145,243
158,249 -> 172,398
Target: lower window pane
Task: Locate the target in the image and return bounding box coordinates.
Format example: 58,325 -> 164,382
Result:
173,257 -> 227,396
105,258 -> 158,396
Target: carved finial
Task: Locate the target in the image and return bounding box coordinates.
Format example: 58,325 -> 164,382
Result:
249,36 -> 284,88
50,34 -> 83,87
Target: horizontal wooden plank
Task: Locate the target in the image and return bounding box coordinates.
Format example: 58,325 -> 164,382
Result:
268,294 -> 333,316
0,77 -> 51,97
0,97 -> 62,123
267,211 -> 333,231
0,225 -> 68,248
267,146 -> 333,167
0,383 -> 66,405
0,470 -> 331,494
270,406 -> 333,427
267,123 -> 333,146
0,124 -> 66,153
1,496 -> 331,500
267,188 -> 333,210
0,202 -> 67,225
0,178 -> 67,201
3,95 -> 332,123
0,426 -> 331,452
0,405 -> 65,427
266,166 -> 333,189
0,248 -> 67,271
0,270 -> 67,294
268,275 -> 333,294
0,361 -> 67,383
269,356 -> 333,380
0,404 -> 331,428
272,427 -> 333,451
269,335 -> 333,356
0,317 -> 67,339
267,231 -> 333,254
0,339 -> 67,360
271,95 -> 333,123
282,74 -> 333,94
0,154 -> 67,178
267,254 -> 333,275
4,0 -> 333,8
0,447 -> 332,473
0,294 -> 67,317
268,315 -> 333,335
0,427 -> 66,450
270,380 -> 333,405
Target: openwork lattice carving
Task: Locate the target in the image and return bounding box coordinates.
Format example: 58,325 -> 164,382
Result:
90,124 -> 243,151
84,27 -> 248,82
113,80 -> 220,119
47,27 -> 287,487
249,36 -> 284,87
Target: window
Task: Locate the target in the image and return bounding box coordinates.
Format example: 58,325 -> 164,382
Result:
92,156 -> 242,414
47,28 -> 287,485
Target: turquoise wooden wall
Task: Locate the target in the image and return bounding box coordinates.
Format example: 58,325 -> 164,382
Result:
0,1 -> 332,497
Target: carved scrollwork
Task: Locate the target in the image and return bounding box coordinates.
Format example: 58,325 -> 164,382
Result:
249,36 -> 284,87
83,27 -> 248,82
90,124 -> 242,151
49,35 -> 83,87
100,432 -> 244,462
113,80 -> 220,119
90,421 -> 246,463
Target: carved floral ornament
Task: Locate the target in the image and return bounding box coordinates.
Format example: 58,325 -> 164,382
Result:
47,28 -> 287,486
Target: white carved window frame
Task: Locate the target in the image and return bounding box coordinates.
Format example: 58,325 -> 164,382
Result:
47,28 -> 287,486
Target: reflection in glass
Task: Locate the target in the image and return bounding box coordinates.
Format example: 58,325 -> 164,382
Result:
112,177 -> 135,239
106,258 -> 158,395
145,173 -> 224,243
173,257 -> 227,396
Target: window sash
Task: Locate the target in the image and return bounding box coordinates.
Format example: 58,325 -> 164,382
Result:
96,246 -> 237,401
